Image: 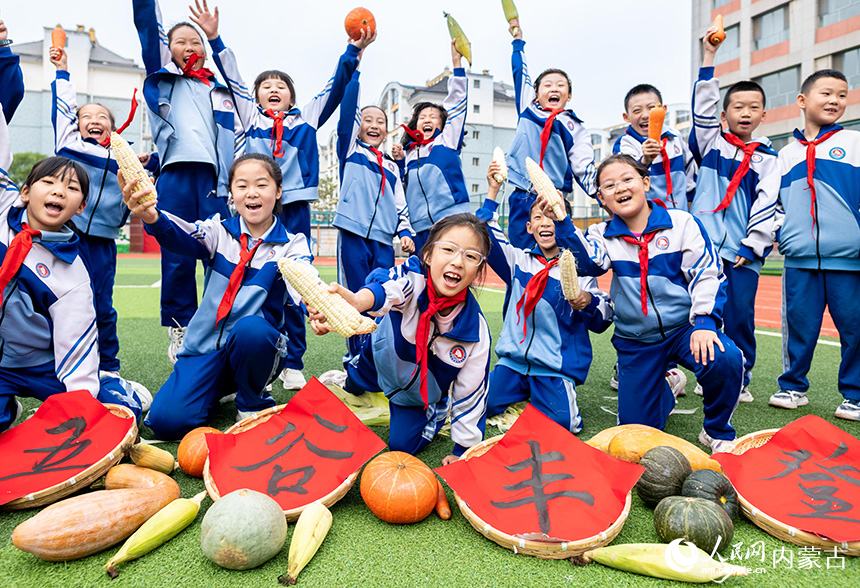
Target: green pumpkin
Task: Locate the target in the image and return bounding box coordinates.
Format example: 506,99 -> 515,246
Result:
200,488 -> 288,570
635,446 -> 693,508
654,496 -> 734,554
682,469 -> 739,520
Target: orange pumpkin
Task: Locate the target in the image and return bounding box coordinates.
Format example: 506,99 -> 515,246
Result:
177,426 -> 222,478
344,7 -> 376,41
360,452 -> 437,523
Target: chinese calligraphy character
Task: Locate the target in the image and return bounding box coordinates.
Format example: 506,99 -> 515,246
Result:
0,417 -> 92,482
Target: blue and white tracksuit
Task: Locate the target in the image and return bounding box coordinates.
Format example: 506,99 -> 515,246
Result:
400,70 -> 469,249
566,202 -> 742,441
774,125 -> 860,402
344,256 -> 491,457
505,39 -> 597,249
0,46 -> 24,122
0,108 -> 145,432
613,125 -> 697,211
143,211 -> 314,440
133,0 -> 240,328
477,199 -> 612,433
689,66 -> 780,387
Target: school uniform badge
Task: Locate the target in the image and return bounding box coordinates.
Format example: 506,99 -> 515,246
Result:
655,236 -> 670,250
829,147 -> 846,160
222,99 -> 234,110
35,263 -> 50,278
751,153 -> 763,163
449,345 -> 466,364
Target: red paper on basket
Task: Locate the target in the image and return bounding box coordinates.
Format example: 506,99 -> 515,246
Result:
206,378 -> 386,511
714,415 -> 860,542
0,390 -> 133,505
436,405 -> 644,541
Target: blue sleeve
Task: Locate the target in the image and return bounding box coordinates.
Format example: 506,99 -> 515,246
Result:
0,47 -> 24,122
133,0 -> 166,76
144,151 -> 160,173
511,39 -> 528,114
337,70 -> 361,167
315,44 -> 360,128
143,212 -> 211,259
476,199 -> 513,285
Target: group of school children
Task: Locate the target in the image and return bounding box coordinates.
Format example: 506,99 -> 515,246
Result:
0,6 -> 858,466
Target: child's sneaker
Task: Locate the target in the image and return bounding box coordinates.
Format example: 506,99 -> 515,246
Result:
609,363 -> 619,391
10,399 -> 23,427
167,326 -> 186,365
100,371 -> 153,413
236,409 -> 260,423
698,429 -> 736,454
768,390 -> 808,409
667,369 -> 687,398
319,369 -> 348,389
694,384 -> 703,396
738,386 -> 754,403
835,399 -> 860,422
279,368 -> 307,390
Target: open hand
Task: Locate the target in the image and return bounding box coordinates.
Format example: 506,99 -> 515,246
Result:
690,329 -> 724,366
189,0 -> 219,40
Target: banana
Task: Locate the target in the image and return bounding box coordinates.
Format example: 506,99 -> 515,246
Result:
278,501 -> 333,585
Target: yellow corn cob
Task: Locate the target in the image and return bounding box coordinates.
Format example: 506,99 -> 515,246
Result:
278,259 -> 376,337
491,147 -> 508,183
129,443 -> 177,475
111,132 -> 156,203
444,12 -> 472,66
501,0 -> 519,36
278,501 -> 333,585
104,491 -> 206,578
525,157 -> 566,219
574,543 -> 748,583
558,249 -> 580,301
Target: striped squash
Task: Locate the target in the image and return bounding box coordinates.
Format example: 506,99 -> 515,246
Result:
654,496 -> 734,554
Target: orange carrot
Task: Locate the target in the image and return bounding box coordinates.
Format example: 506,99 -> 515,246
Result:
434,480 -> 451,520
709,15 -> 726,46
648,105 -> 666,142
51,25 -> 66,51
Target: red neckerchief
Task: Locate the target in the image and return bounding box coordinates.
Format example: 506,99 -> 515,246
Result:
99,89 -> 139,147
515,256 -> 558,343
705,133 -> 762,213
182,53 -> 214,86
368,145 -> 386,196
215,233 -> 262,327
0,223 -> 41,307
658,136 -> 675,206
264,109 -> 286,158
798,128 -> 842,234
620,232 -> 657,316
400,124 -> 435,150
414,275 -> 467,410
538,108 -> 566,169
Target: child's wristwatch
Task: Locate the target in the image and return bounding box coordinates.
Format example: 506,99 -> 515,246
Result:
0,39 -> 13,47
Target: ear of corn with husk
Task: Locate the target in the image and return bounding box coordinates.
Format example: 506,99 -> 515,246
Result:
104,491 -> 206,578
111,132 -> 156,203
278,258 -> 376,337
558,249 -> 581,301
278,501 -> 333,585
501,0 -> 519,36
444,12 -> 472,66
525,157 -> 566,219
491,147 -> 508,183
129,443 -> 177,475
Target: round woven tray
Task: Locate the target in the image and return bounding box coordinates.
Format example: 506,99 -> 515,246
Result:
453,435 -> 631,559
1,403 -> 138,511
730,429 -> 860,556
203,403 -> 358,522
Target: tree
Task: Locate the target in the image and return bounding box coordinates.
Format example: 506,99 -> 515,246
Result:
313,176 -> 339,212
8,152 -> 49,188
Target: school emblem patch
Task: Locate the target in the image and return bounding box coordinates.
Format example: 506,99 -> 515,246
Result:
267,249 -> 276,260
655,236 -> 670,251
223,99 -> 234,110
751,153 -> 763,163
567,121 -> 575,131
35,263 -> 50,278
674,145 -> 681,155
829,147 -> 846,160
449,345 -> 466,364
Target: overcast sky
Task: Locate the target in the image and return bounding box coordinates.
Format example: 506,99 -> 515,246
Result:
2,1 -> 694,138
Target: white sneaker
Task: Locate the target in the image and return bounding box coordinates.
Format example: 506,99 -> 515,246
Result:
667,369 -> 687,398
100,371 -> 153,413
769,390 -> 808,409
609,363 -> 619,390
739,385 -> 754,403
236,409 -> 259,423
835,399 -> 860,422
318,369 -> 348,389
279,368 -> 307,390
694,383 -> 703,396
167,326 -> 186,365
9,399 -> 23,427
698,429 -> 735,454
220,393 -> 237,404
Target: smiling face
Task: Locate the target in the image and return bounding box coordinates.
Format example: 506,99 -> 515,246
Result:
722,90 -> 766,141
168,25 -> 206,70
359,106 -> 388,148
800,76 -> 849,129
535,72 -> 571,110
256,77 -> 293,112
416,106 -> 444,141
526,206 -> 559,258
596,161 -> 651,230
230,160 -> 279,238
20,170 -> 86,232
623,91 -> 662,137
424,225 -> 484,298
77,104 -> 113,142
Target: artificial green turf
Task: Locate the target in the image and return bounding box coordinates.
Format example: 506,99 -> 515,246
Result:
2,258 -> 858,587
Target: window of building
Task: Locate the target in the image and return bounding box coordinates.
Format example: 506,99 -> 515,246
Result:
714,25 -> 740,65
594,147 -> 602,161
754,66 -> 800,109
754,5 -> 790,51
473,104 -> 481,114
473,79 -> 481,89
833,46 -> 860,89
472,130 -> 480,140
471,183 -> 480,193
713,0 -> 735,8
472,157 -> 480,166
590,133 -> 603,145
819,0 -> 860,28
676,110 -> 691,124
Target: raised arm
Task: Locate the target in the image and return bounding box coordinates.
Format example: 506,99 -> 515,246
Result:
50,53 -> 83,155
336,69 -> 362,167
689,27 -> 725,164
301,43 -> 361,129
510,23 -> 535,115
133,0 -> 172,76
0,21 -> 24,122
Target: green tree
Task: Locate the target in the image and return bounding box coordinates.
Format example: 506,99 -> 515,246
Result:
8,152 -> 49,187
313,176 -> 339,212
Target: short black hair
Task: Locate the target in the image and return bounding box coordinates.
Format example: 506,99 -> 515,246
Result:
723,81 -> 766,111
595,153 -> 650,188
419,213 -> 491,286
624,84 -> 663,112
801,69 -> 848,95
228,153 -> 284,217
167,22 -> 204,46
401,102 -> 448,147
76,103 -> 116,132
253,70 -> 297,110
528,195 -> 572,218
534,68 -> 572,96
360,105 -> 388,127
24,156 -> 90,202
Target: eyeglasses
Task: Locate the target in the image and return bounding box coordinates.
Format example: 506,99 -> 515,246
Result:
599,176 -> 640,195
432,241 -> 486,266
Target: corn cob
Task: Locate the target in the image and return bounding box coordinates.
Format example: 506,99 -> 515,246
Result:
491,147 -> 508,183
278,501 -> 333,585
278,258 -> 376,337
501,0 -> 519,36
558,249 -> 581,301
525,157 -> 566,219
104,491 -> 206,578
129,443 -> 177,475
111,132 -> 156,203
444,12 -> 472,66
572,542 -> 748,583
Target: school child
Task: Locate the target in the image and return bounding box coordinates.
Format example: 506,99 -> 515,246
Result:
190,0 -> 365,389
392,42 -> 469,253
132,0 -> 240,362
769,69 -> 860,421
477,161 -> 613,433
613,84 -> 697,211
689,29 -> 780,403
502,17 -> 597,250
123,153 -> 315,440
564,154 -> 743,454
311,214 -> 492,465
50,47 -> 158,378
334,65 -> 415,364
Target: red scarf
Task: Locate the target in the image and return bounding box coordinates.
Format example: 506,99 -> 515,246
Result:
658,137 -> 674,206
265,109 -> 286,158
368,146 -> 386,196
215,234 -> 262,327
400,124 -> 434,150
182,53 -> 214,86
0,223 -> 41,307
705,133 -> 762,213
99,89 -> 139,147
538,108 -> 566,169
798,128 -> 842,234
414,275 -> 467,410
515,256 -> 558,343
620,232 -> 657,316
